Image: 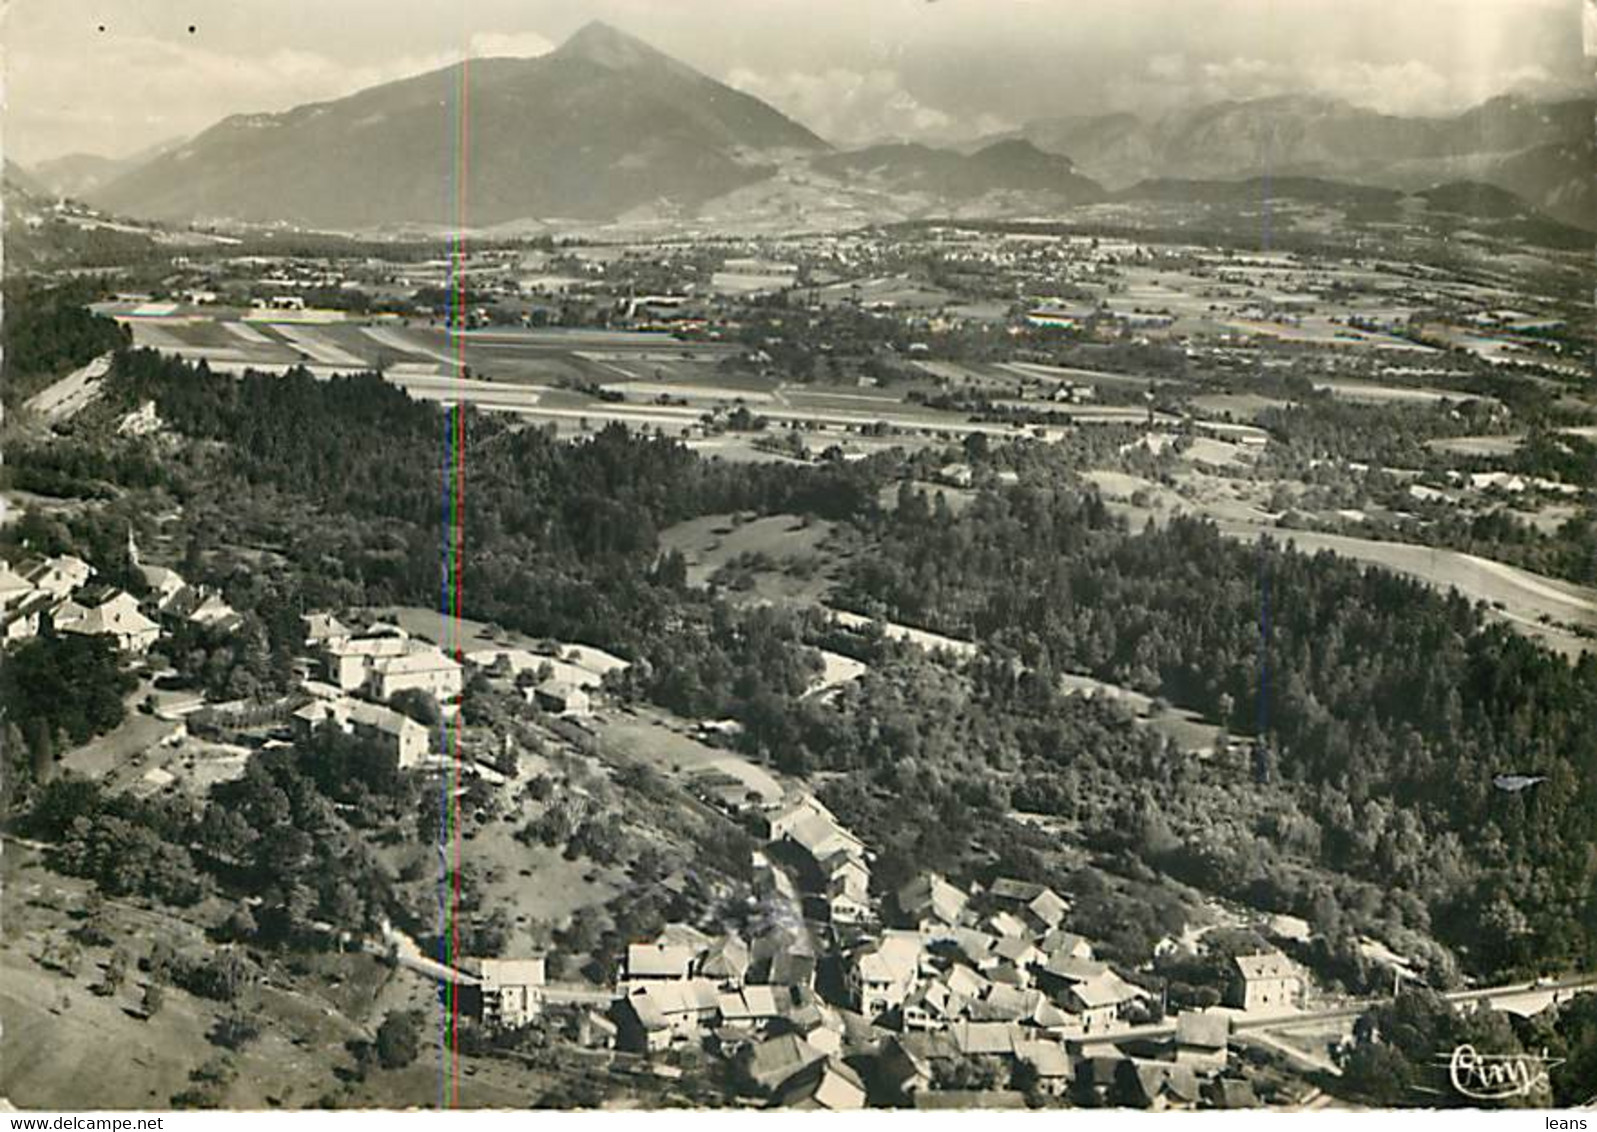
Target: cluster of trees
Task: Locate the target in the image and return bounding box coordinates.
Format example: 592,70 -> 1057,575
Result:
26,719 -> 412,951
198,730 -> 411,944
1,633 -> 134,800
1256,397 -> 1506,471
3,222 -> 165,275
0,280 -> 128,405
1512,428 -> 1597,488
1341,988 -> 1597,1108
156,614 -> 295,703
2,441 -> 168,500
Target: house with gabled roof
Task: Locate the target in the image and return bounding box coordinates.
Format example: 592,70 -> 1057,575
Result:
1024,888 -> 1071,933
1064,973 -> 1144,1035
292,696 -> 430,767
896,872 -> 967,931
0,561 -> 36,609
1040,929 -> 1093,961
945,963 -> 991,1002
1208,1076 -> 1261,1109
699,933 -> 751,987
948,926 -> 999,971
165,585 -> 240,631
303,611 -> 352,650
137,562 -> 188,610
992,935 -> 1043,976
968,984 -> 1040,1024
846,930 -> 924,1019
1039,953 -> 1110,992
371,643 -> 464,703
820,850 -> 871,924
575,1008 -> 618,1050
740,1032 -> 827,1095
986,910 -> 1029,939
1,593 -> 51,645
764,793 -> 840,841
903,977 -> 967,1033
54,587 -> 159,652
20,555 -> 93,600
787,810 -> 866,863
717,984 -> 788,1032
617,978 -> 720,1051
949,1019 -> 1023,1058
1172,1010 -> 1230,1073
878,1033 -> 938,1098
624,941 -> 697,990
987,877 -> 1071,933
322,626 -> 411,690
458,956 -> 545,1031
776,991 -> 845,1058
1119,1059 -> 1201,1110
1227,951 -> 1303,1012
773,1056 -> 866,1111
1015,1038 -> 1074,1096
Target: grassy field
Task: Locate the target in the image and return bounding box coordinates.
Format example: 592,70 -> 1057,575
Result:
1426,434 -> 1526,457
658,512 -> 845,603
457,818 -> 626,952
595,706 -> 785,806
1312,379 -> 1477,405
60,696 -> 183,782
1188,392 -> 1291,421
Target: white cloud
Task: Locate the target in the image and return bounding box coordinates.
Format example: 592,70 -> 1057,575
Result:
468,31 -> 555,59
1109,50 -> 1559,119
727,66 -> 1012,146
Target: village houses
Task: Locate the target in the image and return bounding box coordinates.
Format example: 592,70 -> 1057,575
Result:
54,586 -> 160,653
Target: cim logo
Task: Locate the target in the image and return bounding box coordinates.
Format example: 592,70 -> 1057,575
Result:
1444,1044 -> 1562,1102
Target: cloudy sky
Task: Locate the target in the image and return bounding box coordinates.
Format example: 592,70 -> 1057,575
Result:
3,0 -> 1589,165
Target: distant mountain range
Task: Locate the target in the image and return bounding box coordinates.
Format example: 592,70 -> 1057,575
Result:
989,93 -> 1597,231
16,22 -> 1595,234
3,159 -> 48,199
31,138 -> 186,199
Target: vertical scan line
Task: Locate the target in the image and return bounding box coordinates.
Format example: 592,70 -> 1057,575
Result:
448,46 -> 472,1109
1254,0 -> 1276,775
435,406 -> 453,1111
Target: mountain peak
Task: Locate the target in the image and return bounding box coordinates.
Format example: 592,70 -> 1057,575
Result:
556,20 -> 669,70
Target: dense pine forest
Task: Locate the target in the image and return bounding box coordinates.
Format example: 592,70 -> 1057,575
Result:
834,481 -> 1597,977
